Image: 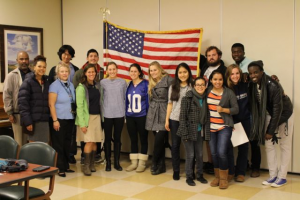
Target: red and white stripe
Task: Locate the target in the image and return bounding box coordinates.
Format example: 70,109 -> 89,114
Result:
104,29 -> 201,80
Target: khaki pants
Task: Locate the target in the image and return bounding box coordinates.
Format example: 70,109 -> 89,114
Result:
11,114 -> 27,146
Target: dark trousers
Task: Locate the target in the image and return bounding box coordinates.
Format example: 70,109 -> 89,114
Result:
126,116 -> 148,154
152,131 -> 168,165
51,119 -> 74,172
250,140 -> 261,170
169,119 -> 181,172
103,117 -> 124,159
182,133 -> 203,178
209,127 -> 232,170
228,118 -> 251,176
70,123 -> 77,156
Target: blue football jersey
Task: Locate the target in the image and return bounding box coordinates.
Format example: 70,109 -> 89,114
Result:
125,79 -> 149,117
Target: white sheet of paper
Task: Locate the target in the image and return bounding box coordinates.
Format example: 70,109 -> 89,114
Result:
231,122 -> 249,147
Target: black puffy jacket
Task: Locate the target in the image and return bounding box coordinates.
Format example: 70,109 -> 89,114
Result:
18,72 -> 50,126
265,75 -> 293,135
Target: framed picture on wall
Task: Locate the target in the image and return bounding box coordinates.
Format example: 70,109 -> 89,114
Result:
0,25 -> 43,82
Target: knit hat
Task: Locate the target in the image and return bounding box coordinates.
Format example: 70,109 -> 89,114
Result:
248,60 -> 264,71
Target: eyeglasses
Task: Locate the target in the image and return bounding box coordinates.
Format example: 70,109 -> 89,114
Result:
195,84 -> 206,87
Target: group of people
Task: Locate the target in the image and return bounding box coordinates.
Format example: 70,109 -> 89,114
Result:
3,43 -> 294,190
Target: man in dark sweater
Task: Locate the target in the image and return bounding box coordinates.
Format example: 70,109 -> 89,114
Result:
200,46 -> 227,85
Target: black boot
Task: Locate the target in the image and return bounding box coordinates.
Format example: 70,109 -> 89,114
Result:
151,155 -> 166,175
196,174 -> 208,184
114,143 -> 123,171
104,142 -> 111,171
186,177 -> 196,186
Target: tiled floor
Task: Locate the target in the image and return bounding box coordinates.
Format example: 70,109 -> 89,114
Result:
31,153 -> 300,200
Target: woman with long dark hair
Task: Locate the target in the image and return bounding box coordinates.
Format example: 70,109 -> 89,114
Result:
207,70 -> 239,189
125,63 -> 149,172
75,64 -> 104,176
165,63 -> 193,180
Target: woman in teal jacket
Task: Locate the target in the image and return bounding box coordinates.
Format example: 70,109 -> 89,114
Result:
75,64 -> 104,176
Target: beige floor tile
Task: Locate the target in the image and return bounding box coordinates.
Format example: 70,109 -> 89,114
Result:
132,186 -> 197,200
40,183 -> 87,200
201,184 -> 262,200
93,169 -> 136,179
64,190 -> 126,200
187,193 -> 238,200
123,172 -> 172,185
248,188 -> 300,200
268,179 -> 300,194
59,175 -> 116,189
159,179 -> 211,193
93,180 -> 154,197
27,178 -> 51,188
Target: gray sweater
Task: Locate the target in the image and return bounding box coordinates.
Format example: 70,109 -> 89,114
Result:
100,78 -> 127,118
207,86 -> 239,127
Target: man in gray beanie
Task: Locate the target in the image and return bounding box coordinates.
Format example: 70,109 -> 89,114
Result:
248,60 -> 293,187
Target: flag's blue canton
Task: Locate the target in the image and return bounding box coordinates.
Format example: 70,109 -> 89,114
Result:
107,24 -> 145,58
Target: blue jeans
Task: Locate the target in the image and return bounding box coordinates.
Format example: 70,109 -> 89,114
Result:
209,127 -> 232,170
182,132 -> 203,178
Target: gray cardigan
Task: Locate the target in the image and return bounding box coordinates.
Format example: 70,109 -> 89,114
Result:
207,86 -> 239,127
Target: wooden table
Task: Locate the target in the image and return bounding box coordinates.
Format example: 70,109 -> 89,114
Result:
0,162 -> 58,200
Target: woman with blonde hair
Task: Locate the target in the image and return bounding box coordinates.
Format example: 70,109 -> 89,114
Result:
49,62 -> 76,177
146,61 -> 173,175
225,64 -> 252,182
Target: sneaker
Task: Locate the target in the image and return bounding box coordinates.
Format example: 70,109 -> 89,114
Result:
262,176 -> 277,186
271,178 -> 287,187
95,154 -> 104,163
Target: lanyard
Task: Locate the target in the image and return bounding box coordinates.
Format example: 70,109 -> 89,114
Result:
59,80 -> 74,103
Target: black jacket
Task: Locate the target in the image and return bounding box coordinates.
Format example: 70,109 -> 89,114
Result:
48,63 -> 79,84
249,75 -> 293,135
18,72 -> 50,126
232,82 -> 251,123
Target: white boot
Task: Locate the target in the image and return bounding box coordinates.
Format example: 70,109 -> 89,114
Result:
136,154 -> 148,173
126,153 -> 138,172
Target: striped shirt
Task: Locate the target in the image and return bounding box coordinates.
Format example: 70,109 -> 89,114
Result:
207,91 -> 225,132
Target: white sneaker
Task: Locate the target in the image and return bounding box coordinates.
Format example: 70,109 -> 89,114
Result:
262,176 -> 277,186
271,178 -> 287,187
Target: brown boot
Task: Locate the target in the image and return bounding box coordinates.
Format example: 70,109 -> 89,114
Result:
90,151 -> 96,172
83,153 -> 91,176
219,169 -> 229,189
210,168 -> 220,187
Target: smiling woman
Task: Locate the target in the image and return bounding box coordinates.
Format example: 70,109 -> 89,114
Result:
18,55 -> 50,143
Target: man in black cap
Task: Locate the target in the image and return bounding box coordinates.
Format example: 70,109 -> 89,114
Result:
248,60 -> 293,187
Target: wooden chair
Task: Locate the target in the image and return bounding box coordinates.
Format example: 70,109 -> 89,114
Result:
0,135 -> 19,159
0,142 -> 57,200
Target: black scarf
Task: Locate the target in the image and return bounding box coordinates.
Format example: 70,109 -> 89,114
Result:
249,74 -> 267,145
192,88 -> 207,125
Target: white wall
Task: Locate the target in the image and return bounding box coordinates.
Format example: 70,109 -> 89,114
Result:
0,0 -> 62,90
62,0 -> 299,173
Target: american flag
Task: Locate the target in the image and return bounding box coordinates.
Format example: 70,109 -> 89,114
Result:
103,21 -> 203,79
